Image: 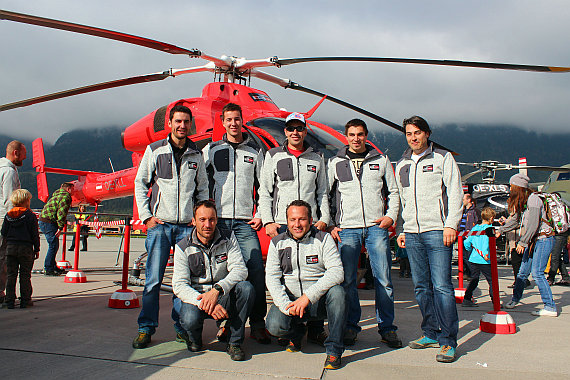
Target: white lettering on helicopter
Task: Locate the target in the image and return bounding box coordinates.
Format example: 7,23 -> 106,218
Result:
248,92 -> 275,104
96,178 -> 126,192
473,184 -> 509,193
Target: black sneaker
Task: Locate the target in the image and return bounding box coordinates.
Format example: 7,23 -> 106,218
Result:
307,330 -> 327,347
277,338 -> 290,347
324,354 -> 342,370
44,270 -> 60,276
226,344 -> 245,361
176,330 -> 189,344
343,329 -> 358,346
461,298 -> 478,307
250,327 -> 271,344
132,331 -> 151,349
286,338 -> 302,352
6,301 -> 15,309
186,340 -> 203,352
55,267 -> 66,274
20,300 -> 33,309
381,330 -> 403,348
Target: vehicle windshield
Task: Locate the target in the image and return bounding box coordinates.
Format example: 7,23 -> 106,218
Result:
247,117 -> 344,159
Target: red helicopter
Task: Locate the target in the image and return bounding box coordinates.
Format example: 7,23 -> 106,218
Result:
1,9 -> 569,231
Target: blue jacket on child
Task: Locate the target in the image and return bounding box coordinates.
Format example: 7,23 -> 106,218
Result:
463,224 -> 494,265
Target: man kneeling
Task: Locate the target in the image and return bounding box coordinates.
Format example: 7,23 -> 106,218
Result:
265,200 -> 346,369
173,200 -> 254,361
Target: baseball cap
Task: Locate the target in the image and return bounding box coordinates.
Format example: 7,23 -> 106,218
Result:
285,112 -> 306,125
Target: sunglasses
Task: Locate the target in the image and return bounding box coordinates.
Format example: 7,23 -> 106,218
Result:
285,125 -> 306,132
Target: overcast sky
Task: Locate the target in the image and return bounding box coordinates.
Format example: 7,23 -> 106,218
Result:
1,0 -> 569,143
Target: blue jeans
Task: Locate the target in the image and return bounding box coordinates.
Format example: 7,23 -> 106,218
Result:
512,237 -> 556,311
138,222 -> 192,335
405,231 -> 458,348
266,284 -> 346,356
217,218 -> 266,329
338,225 -> 396,334
39,221 -> 59,272
179,281 -> 254,345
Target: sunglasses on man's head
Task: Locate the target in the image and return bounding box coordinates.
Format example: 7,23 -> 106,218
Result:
285,125 -> 306,132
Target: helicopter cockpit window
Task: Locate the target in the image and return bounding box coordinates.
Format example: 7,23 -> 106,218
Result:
557,172 -> 570,181
247,118 -> 344,159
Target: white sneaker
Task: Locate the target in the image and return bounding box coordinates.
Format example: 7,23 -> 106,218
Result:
504,300 -> 518,309
531,309 -> 558,317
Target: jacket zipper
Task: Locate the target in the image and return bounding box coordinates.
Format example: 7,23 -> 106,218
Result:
232,145 -> 237,219
296,240 -> 303,296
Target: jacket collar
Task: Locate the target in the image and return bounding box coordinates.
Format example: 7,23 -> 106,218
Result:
190,227 -> 225,250
336,143 -> 380,159
402,141 -> 434,160
167,135 -> 199,154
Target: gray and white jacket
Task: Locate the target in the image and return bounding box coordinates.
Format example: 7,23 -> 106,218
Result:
265,227 -> 343,315
328,145 -> 399,228
259,143 -> 330,225
135,138 -> 209,225
173,227 -> 248,306
498,193 -> 554,248
395,143 -> 463,234
203,133 -> 264,220
0,157 -> 21,220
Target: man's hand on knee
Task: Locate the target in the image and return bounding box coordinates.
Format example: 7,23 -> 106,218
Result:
197,288 -> 220,315
286,295 -> 310,318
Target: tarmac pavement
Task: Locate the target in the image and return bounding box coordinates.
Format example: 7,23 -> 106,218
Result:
1,235 -> 569,379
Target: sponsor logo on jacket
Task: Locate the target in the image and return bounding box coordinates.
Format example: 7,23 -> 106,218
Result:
307,165 -> 317,173
423,164 -> 433,172
244,156 -> 254,164
189,162 -> 198,169
306,255 -> 319,264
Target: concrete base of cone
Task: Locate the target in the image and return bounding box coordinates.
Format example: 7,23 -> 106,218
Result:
56,260 -> 72,270
480,311 -> 517,334
108,289 -> 139,309
64,269 -> 87,283
454,287 -> 466,303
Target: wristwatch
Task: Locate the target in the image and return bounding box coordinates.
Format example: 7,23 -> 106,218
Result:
213,284 -> 224,295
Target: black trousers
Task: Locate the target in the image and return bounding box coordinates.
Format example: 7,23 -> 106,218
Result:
464,263 -> 493,300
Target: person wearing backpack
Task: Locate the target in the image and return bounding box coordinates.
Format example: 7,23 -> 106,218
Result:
496,174 -> 557,317
547,230 -> 570,286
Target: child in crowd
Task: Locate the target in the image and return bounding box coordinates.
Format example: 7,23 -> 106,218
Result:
0,189 -> 40,309
462,207 -> 496,307
396,246 -> 411,278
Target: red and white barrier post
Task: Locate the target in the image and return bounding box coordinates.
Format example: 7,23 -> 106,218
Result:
479,229 -> 516,334
108,217 -> 140,309
455,234 -> 467,303
56,223 -> 72,270
64,222 -> 87,283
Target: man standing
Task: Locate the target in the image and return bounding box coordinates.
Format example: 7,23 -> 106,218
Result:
458,193 -> 481,280
0,141 -> 26,301
202,103 -> 269,343
395,116 -> 463,363
328,119 -> 401,348
265,200 -> 345,370
259,111 -> 331,344
133,104 -> 209,349
173,200 -> 253,361
38,182 -> 73,276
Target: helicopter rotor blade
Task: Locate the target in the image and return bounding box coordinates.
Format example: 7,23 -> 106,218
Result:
271,56 -> 570,73
0,70 -> 173,112
0,9 -> 230,67
0,63 -> 218,112
250,70 -> 454,153
513,165 -> 570,172
0,9 -> 200,56
462,169 -> 484,182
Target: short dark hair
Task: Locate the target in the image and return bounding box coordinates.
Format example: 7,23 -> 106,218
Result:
344,119 -> 368,136
403,115 -> 431,135
61,182 -> 74,190
169,105 -> 193,121
193,199 -> 217,217
221,103 -> 242,119
286,199 -> 312,219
